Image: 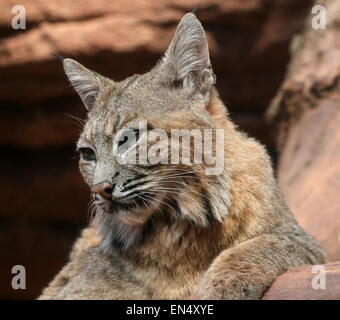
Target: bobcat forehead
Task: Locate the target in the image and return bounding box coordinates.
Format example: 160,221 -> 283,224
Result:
82,108 -> 135,144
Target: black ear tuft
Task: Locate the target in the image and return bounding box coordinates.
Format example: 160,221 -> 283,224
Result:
191,1 -> 202,15
52,52 -> 65,62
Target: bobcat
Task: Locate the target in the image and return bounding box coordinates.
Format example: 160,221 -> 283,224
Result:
39,13 -> 326,300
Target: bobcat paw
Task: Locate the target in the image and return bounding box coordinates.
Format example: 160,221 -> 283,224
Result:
194,272 -> 266,300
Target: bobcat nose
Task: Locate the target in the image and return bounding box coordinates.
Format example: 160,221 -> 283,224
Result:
91,182 -> 114,200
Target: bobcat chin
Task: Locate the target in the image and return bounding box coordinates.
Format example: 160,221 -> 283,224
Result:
39,13 -> 326,300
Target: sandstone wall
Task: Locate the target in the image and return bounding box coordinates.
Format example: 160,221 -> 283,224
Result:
0,0 -> 312,299
267,0 -> 340,263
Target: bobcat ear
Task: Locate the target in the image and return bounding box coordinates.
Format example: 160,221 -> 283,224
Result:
161,13 -> 216,98
63,58 -> 104,111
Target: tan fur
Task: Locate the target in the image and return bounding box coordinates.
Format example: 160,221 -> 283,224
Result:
39,14 -> 326,300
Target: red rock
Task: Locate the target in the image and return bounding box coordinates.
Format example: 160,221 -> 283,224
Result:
268,0 -> 340,262
278,100 -> 340,262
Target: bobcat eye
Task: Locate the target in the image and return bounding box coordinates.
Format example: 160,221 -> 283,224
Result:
78,147 -> 96,161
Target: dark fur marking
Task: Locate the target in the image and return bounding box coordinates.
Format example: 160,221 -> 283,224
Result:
201,187 -> 217,224
123,174 -> 147,187
121,180 -> 149,193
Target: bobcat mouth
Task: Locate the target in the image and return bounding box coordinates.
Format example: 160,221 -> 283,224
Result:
94,194 -> 147,213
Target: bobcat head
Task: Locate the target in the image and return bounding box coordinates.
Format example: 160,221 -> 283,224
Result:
63,13 -> 230,250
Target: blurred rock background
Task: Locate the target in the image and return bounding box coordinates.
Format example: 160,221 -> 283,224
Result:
0,0 -> 314,299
